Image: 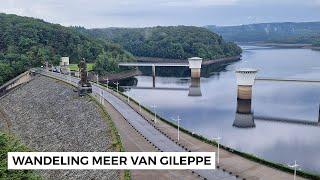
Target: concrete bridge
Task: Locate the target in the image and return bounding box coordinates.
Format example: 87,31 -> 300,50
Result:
254,115 -> 320,126
236,68 -> 320,101
118,62 -> 189,67
255,77 -> 320,83
234,105 -> 320,128
121,85 -> 202,97
119,57 -> 202,87
121,86 -> 189,91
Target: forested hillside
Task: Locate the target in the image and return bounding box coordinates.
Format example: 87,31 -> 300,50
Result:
83,26 -> 242,60
206,22 -> 320,45
0,13 -> 133,85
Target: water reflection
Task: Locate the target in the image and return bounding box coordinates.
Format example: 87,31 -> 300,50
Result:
233,99 -> 255,128
123,47 -> 320,174
188,78 -> 202,96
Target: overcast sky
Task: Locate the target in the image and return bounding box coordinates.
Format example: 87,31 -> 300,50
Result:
0,0 -> 320,28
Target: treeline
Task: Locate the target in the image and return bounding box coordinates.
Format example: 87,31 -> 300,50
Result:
0,13 -> 133,85
82,26 -> 242,60
206,22 -> 320,45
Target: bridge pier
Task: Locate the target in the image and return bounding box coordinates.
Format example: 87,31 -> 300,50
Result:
318,104 -> 320,124
152,64 -> 156,87
188,78 -> 202,96
235,68 -> 258,100
188,57 -> 202,79
233,99 -> 255,128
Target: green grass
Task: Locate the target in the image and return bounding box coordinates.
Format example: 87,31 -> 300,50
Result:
0,132 -> 41,180
69,63 -> 94,71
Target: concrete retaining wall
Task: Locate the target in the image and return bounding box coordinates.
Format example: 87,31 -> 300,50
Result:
0,71 -> 32,97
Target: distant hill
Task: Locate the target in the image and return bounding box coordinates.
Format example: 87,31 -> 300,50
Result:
206,22 -> 320,45
0,13 -> 132,85
81,26 -> 242,60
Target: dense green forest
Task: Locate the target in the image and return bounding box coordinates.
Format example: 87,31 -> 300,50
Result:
0,13 -> 243,85
206,22 -> 320,45
0,13 -> 133,85
80,26 -> 242,60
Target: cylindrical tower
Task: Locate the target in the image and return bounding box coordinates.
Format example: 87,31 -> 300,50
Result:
235,68 -> 258,100
188,57 -> 202,78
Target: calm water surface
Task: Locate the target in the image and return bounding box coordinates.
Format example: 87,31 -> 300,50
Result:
124,46 -> 320,174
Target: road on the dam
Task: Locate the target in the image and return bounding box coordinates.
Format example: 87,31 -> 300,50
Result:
42,71 -> 235,180
40,71 -> 306,180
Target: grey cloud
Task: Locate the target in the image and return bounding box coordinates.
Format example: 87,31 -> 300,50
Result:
0,0 -> 319,28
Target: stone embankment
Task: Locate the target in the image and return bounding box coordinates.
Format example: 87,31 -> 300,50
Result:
0,75 -> 119,180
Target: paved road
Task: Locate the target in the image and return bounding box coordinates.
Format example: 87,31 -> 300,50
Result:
42,71 -> 235,180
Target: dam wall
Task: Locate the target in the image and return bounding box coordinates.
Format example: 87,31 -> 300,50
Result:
0,71 -> 33,97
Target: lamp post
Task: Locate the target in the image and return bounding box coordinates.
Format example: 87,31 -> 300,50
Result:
127,91 -> 130,103
134,95 -> 142,113
172,116 -> 181,141
212,135 -> 221,164
137,97 -> 142,113
113,82 -> 119,93
288,161 -> 299,180
69,70 -> 72,84
106,77 -> 109,89
100,89 -> 103,104
151,104 -> 157,123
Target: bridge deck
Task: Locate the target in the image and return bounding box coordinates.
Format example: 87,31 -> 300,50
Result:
256,77 -> 320,83
118,62 -> 189,67
121,86 -> 189,91
255,115 -> 320,126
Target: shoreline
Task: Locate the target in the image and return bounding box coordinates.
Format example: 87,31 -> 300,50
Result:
97,55 -> 241,82
240,42 -> 320,50
136,55 -> 241,65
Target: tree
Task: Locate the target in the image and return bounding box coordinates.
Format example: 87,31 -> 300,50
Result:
83,26 -> 242,60
0,13 -> 133,86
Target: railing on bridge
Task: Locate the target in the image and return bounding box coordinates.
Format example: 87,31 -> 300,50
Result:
255,77 -> 320,83
118,62 -> 189,67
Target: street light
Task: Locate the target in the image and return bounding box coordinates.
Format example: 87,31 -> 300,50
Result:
96,74 -> 99,83
288,161 -> 299,180
212,135 -> 221,164
113,82 -> 119,93
106,77 -> 109,89
127,91 -> 130,103
68,70 -> 72,84
138,100 -> 142,112
151,104 -> 157,123
136,95 -> 142,113
172,116 -> 181,141
100,89 -> 104,104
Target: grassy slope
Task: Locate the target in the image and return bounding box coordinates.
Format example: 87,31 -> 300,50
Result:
0,132 -> 41,179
